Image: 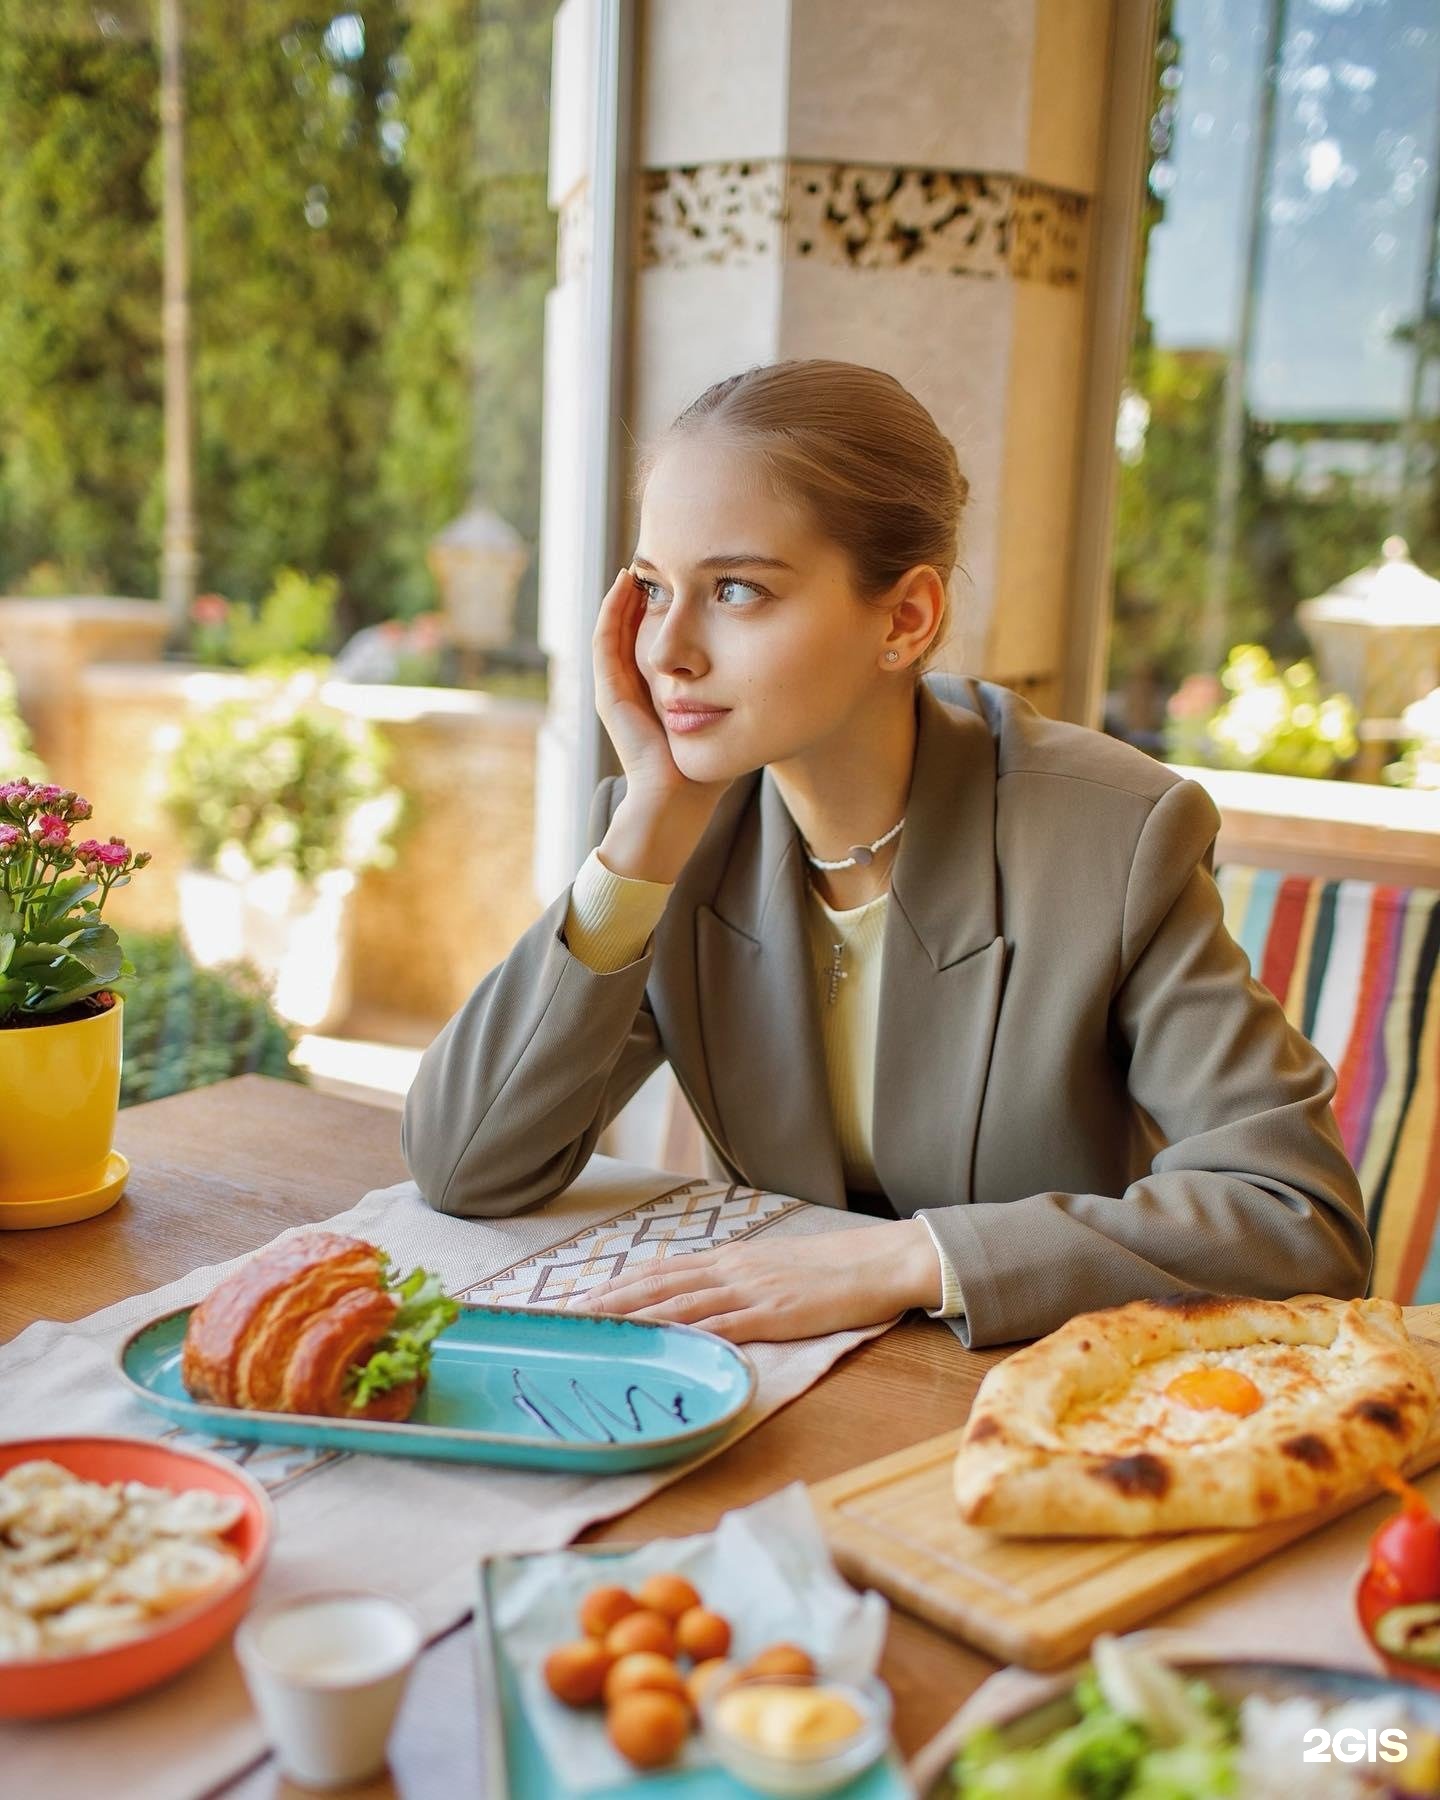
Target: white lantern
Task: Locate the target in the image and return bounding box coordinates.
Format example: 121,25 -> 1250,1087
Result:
426,505 -> 529,654
1297,537 -> 1440,724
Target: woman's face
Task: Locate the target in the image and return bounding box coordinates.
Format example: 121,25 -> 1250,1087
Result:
631,436 -> 896,781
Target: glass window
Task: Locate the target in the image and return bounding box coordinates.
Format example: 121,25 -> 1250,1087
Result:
1107,0 -> 1440,775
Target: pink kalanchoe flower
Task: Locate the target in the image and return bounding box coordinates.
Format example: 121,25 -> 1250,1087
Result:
92,842 -> 130,867
33,812 -> 71,847
0,780 -> 33,806
68,795 -> 93,821
29,785 -> 63,805
0,823 -> 21,848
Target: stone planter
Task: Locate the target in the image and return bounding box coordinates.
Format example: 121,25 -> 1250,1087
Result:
178,867 -> 357,1034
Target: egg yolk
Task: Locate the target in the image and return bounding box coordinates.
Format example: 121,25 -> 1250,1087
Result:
1164,1366 -> 1264,1414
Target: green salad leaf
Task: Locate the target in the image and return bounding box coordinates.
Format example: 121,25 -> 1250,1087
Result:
952,1644 -> 1240,1800
345,1261 -> 461,1411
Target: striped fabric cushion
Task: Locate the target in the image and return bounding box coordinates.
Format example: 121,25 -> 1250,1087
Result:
1214,866 -> 1440,1303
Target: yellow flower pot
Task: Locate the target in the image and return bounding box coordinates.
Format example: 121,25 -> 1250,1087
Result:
0,997 -> 127,1221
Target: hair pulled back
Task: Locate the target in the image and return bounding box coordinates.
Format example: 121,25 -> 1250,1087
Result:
636,358 -> 969,672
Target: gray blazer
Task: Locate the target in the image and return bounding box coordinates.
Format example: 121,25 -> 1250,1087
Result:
401,672 -> 1371,1346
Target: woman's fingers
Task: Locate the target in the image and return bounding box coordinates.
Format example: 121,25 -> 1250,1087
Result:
593,569 -> 643,695
593,567 -> 681,783
667,1308 -> 766,1343
586,1249 -> 722,1299
583,1255 -> 724,1312
619,1287 -> 743,1328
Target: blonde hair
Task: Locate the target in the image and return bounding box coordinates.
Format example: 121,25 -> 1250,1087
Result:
635,359 -> 969,673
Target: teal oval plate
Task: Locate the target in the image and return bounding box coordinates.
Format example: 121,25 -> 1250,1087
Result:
116,1303 -> 757,1473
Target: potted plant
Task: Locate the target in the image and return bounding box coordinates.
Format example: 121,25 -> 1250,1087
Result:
162,673 -> 402,1033
0,780 -> 151,1222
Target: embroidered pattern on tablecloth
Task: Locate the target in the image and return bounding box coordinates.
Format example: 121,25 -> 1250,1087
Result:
463,1180 -> 802,1307
159,1180 -> 804,1494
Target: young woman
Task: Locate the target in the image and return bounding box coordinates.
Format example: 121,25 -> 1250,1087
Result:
401,359 -> 1370,1348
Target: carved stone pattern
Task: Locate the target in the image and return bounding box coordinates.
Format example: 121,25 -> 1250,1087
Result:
637,161 -> 1087,287
638,161 -> 787,268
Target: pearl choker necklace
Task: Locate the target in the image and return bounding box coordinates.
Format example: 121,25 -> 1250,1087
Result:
801,815 -> 906,872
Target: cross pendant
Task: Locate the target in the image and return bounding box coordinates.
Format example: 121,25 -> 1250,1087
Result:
825,941 -> 848,1004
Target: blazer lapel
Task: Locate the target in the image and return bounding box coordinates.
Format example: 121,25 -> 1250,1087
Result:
871,679 -> 1009,1214
695,768 -> 848,1209
693,675 -> 1009,1214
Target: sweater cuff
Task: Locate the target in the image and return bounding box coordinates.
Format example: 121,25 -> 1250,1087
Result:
562,847 -> 675,973
917,1214 -> 967,1321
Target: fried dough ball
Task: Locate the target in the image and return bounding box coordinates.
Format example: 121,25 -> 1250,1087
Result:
604,1608 -> 676,1660
603,1650 -> 688,1708
744,1642 -> 815,1680
675,1605 -> 730,1662
544,1638 -> 612,1707
607,1690 -> 690,1768
635,1571 -> 702,1621
579,1584 -> 640,1639
686,1656 -> 733,1710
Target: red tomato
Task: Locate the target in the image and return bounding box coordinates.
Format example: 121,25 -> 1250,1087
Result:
1368,1469 -> 1440,1605
1356,1567 -> 1440,1696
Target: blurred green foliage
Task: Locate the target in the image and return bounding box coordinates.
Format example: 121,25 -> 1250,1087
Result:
163,675 -> 403,880
118,927 -> 304,1107
0,658 -> 43,778
0,6 -> 161,597
1110,346 -> 1435,701
0,2 -> 554,637
377,0 -> 552,623
191,568 -> 341,668
1164,644 -> 1360,779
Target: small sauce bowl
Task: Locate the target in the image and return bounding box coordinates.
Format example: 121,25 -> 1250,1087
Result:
699,1668 -> 892,1797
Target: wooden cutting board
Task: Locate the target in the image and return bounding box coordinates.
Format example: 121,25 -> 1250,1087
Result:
811,1333 -> 1440,1672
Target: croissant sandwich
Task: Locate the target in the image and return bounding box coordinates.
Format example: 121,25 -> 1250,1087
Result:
180,1233 -> 460,1422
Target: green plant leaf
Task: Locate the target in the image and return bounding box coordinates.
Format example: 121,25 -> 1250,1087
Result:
37,877 -> 99,928
10,941 -> 65,966
64,923 -> 123,983
0,932 -> 13,974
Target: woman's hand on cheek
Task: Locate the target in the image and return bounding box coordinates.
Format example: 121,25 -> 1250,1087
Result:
570,1219 -> 944,1343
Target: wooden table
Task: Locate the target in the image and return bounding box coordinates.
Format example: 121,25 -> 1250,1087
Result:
2,1076 -> 1005,1797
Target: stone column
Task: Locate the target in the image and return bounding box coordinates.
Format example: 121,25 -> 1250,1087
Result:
624,0 -> 1119,713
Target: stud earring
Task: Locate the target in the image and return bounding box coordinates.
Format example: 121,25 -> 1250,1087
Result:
884,650 -> 900,663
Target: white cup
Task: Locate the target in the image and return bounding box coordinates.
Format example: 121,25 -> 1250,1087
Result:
235,1589 -> 423,1790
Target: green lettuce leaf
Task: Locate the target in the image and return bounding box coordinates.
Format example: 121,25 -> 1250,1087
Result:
345,1261 -> 460,1411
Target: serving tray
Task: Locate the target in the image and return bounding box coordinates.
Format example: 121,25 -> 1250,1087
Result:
117,1302 -> 757,1473
811,1331 -> 1440,1671
473,1545 -> 915,1798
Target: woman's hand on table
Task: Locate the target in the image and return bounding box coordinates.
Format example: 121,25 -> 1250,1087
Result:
572,1219 -> 944,1342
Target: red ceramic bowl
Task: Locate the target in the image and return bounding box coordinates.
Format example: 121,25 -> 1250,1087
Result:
0,1434 -> 274,1719
1355,1565 -> 1440,1696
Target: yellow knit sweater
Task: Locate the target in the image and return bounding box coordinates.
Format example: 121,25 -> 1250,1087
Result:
563,847 -> 964,1318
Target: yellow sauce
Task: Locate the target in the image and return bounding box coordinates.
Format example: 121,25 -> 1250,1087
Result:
714,1683 -> 865,1755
